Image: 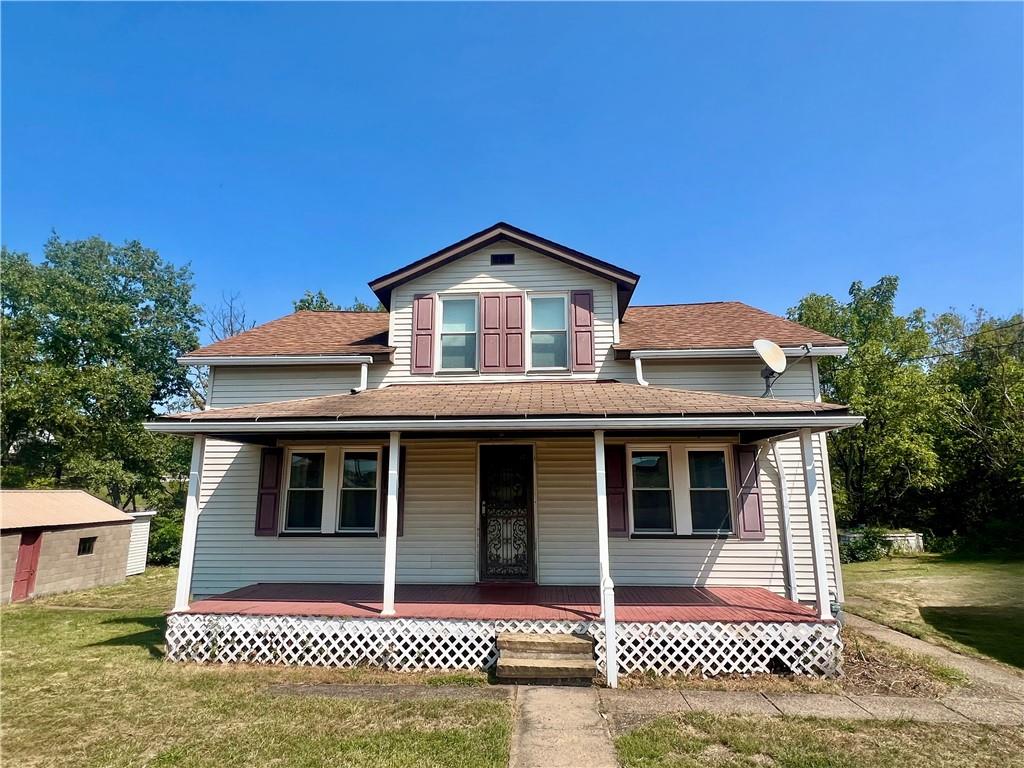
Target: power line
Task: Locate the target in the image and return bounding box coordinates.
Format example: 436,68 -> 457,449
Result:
906,340 -> 1024,363
929,319 -> 1024,347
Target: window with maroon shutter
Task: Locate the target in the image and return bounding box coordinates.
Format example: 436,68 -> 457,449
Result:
570,290 -> 595,372
411,294 -> 435,373
255,447 -> 283,536
378,446 -> 407,536
733,445 -> 765,540
605,444 -> 629,537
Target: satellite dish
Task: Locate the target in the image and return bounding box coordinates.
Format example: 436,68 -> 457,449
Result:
753,339 -> 787,374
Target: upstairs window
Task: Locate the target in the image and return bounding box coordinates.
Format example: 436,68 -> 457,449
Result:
688,450 -> 732,533
529,295 -> 568,369
630,450 -> 673,533
285,451 -> 325,530
338,450 -> 379,532
439,297 -> 478,371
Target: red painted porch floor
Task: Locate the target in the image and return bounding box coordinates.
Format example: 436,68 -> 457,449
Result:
185,584 -> 824,623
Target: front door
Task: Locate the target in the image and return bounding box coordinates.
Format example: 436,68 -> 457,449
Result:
479,445 -> 534,582
11,531 -> 42,602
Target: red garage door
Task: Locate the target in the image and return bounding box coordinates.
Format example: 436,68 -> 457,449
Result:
11,531 -> 42,602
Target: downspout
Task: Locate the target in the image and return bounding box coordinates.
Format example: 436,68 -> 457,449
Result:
633,357 -> 649,387
767,438 -> 799,602
351,362 -> 369,394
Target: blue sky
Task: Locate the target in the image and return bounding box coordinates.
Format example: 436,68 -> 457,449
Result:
3,2 -> 1022,334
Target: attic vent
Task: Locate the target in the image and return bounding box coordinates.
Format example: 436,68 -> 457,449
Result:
490,253 -> 515,266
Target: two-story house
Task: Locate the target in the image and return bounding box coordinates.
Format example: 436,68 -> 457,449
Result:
148,223 -> 861,686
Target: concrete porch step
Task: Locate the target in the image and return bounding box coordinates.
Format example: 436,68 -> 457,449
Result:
497,632 -> 595,656
496,652 -> 598,680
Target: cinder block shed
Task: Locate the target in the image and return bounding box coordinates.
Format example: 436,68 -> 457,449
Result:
0,490 -> 135,603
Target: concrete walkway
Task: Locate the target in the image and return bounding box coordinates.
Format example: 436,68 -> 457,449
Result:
509,686 -> 618,768
844,613 -> 1024,701
599,687 -> 1024,732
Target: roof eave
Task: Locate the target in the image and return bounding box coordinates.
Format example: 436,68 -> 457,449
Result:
177,353 -> 384,367
368,223 -> 639,316
617,345 -> 850,360
146,413 -> 862,435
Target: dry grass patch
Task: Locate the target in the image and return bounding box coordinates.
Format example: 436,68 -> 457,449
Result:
0,569 -> 509,768
842,554 -> 1024,670
616,711 -> 1024,768
618,628 -> 966,698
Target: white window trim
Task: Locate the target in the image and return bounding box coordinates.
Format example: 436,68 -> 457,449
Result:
281,448 -> 331,533
626,444 -> 676,535
526,291 -> 570,372
337,447 -> 382,533
624,442 -> 737,537
435,294 -> 479,373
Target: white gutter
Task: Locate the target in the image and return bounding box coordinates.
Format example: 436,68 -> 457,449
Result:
634,357 -> 649,387
177,354 -> 376,366
628,346 -> 848,360
145,414 -> 863,434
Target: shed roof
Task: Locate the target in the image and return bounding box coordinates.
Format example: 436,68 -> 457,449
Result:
0,490 -> 135,531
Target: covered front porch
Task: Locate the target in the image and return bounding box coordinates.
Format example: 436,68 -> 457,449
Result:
150,380 -> 860,684
183,582 -> 823,623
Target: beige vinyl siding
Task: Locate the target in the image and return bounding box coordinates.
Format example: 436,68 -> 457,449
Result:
532,437 -> 838,601
209,365 -> 387,408
190,439 -> 477,597
603,358 -> 816,399
383,240 -> 617,383
126,514 -> 153,576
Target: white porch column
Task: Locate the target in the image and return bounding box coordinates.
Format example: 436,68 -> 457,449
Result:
381,430 -> 401,616
593,430 -> 618,687
771,441 -> 799,602
799,429 -> 833,620
173,434 -> 206,613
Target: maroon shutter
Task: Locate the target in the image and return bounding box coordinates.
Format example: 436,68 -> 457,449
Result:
570,290 -> 595,372
378,446 -> 407,537
503,293 -> 526,373
734,445 -> 765,540
605,444 -> 629,537
411,294 -> 435,373
255,447 -> 283,536
480,293 -> 503,372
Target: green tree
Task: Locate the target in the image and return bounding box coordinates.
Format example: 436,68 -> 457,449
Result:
0,235 -> 201,508
927,310 -> 1024,548
789,277 -> 943,527
293,290 -> 342,311
292,290 -> 385,312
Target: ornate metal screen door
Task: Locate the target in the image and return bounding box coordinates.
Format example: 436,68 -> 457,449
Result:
479,445 -> 534,581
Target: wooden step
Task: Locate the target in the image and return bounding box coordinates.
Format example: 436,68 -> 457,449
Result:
495,652 -> 597,680
497,632 -> 594,655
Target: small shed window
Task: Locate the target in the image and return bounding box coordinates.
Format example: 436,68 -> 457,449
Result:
78,536 -> 97,556
490,253 -> 515,266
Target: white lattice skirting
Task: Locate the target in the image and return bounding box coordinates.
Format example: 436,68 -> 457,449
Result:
166,614 -> 842,677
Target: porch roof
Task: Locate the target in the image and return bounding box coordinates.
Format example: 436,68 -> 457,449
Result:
182,583 -> 826,624
147,380 -> 857,435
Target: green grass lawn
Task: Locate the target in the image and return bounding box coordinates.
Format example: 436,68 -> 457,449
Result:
842,553 -> 1024,669
615,712 -> 1024,768
0,568 -> 509,768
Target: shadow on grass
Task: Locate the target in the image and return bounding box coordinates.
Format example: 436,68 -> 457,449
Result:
89,615 -> 166,660
919,606 -> 1024,668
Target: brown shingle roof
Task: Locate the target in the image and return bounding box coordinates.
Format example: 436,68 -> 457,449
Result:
617,302 -> 846,352
165,380 -> 846,422
0,490 -> 134,530
185,311 -> 391,358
